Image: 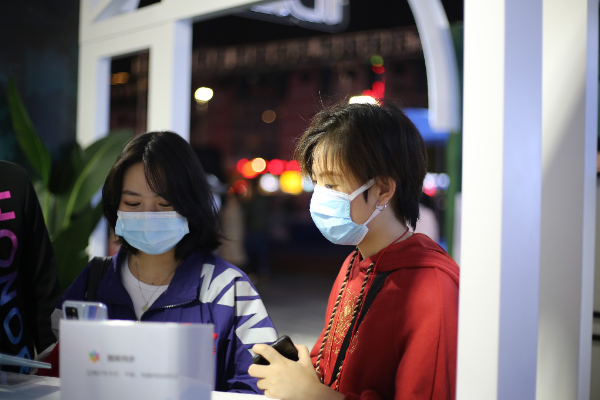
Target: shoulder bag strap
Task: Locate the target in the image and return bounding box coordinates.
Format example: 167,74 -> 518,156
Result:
327,270 -> 392,387
85,256 -> 112,301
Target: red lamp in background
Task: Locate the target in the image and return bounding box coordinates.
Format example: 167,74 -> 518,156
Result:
372,65 -> 385,74
241,162 -> 258,179
235,158 -> 301,183
286,160 -> 300,172
267,159 -> 286,175
236,159 -> 249,174
232,179 -> 248,195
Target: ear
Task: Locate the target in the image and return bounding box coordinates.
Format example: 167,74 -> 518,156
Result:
375,177 -> 396,206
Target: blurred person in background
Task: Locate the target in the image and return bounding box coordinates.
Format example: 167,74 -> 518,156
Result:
218,187 -> 248,269
193,146 -> 248,269
415,192 -> 440,243
0,161 -> 61,374
249,101 -> 459,400
241,178 -> 271,284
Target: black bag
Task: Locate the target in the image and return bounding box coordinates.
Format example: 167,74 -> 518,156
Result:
85,256 -> 112,301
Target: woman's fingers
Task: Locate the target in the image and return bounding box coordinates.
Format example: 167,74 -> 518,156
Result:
252,343 -> 285,364
296,345 -> 312,367
248,363 -> 270,378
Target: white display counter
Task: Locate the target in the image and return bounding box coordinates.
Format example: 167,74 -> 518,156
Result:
0,372 -> 269,400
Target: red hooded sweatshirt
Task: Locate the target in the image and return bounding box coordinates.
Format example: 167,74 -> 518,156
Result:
310,233 -> 459,400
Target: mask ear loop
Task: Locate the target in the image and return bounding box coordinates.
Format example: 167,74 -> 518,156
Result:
361,201 -> 386,227
348,179 -> 376,201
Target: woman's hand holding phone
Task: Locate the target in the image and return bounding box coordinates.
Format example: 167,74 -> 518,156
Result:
252,335 -> 299,365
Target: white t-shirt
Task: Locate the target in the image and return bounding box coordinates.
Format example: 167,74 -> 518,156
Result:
121,257 -> 169,320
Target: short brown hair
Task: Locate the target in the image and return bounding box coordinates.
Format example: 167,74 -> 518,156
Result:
294,101 -> 427,229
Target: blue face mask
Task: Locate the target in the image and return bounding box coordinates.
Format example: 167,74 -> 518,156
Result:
309,179 -> 384,246
115,211 -> 190,255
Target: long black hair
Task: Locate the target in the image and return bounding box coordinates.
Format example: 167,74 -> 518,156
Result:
102,131 -> 222,258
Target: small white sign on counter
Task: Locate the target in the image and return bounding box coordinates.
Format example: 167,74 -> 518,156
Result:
60,320 -> 214,400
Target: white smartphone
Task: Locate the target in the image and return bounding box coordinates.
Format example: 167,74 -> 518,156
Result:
62,300 -> 108,321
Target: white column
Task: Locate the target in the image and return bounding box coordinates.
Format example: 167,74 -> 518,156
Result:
78,48 -> 111,256
457,0 -> 543,398
406,0 -> 460,132
147,20 -> 192,139
537,1 -> 598,399
76,47 -> 111,147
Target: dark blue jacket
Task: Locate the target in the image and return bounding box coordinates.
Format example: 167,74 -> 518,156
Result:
56,248 -> 277,393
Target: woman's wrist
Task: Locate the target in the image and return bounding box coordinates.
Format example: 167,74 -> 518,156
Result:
305,382 -> 345,400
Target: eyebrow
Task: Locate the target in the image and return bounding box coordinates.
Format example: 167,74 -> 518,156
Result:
314,170 -> 339,179
121,189 -> 166,200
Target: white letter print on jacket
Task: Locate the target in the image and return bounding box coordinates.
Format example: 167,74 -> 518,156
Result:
199,263 -> 277,348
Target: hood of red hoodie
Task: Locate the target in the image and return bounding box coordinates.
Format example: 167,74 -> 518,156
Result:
357,233 -> 460,285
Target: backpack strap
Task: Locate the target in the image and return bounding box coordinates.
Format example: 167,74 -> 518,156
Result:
85,256 -> 112,301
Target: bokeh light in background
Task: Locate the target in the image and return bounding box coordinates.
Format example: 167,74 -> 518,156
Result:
233,158 -> 448,196
267,159 -> 286,175
422,173 -> 450,197
232,179 -> 248,195
237,158 -> 249,173
423,173 -> 436,196
262,110 -> 276,123
279,171 -> 303,194
251,157 -> 267,173
371,54 -> 385,75
111,72 -> 130,85
302,177 -> 314,192
349,95 -> 378,104
372,65 -> 385,74
435,173 -> 450,190
194,87 -> 214,103
286,160 -> 300,171
259,173 -> 280,193
241,161 -> 258,179
372,81 -> 385,94
370,55 -> 384,65
358,54 -> 386,100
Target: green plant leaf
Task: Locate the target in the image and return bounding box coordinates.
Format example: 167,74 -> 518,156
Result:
7,79 -> 52,186
46,144 -> 84,236
61,130 -> 131,229
53,201 -> 104,290
48,142 -> 81,196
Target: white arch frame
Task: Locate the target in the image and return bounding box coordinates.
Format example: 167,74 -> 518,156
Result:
76,0 -> 460,146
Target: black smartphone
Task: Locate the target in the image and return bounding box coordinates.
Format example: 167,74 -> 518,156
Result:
252,335 -> 299,365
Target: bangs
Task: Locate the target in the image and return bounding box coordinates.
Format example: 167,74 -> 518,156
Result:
143,158 -> 170,200
311,138 -> 351,180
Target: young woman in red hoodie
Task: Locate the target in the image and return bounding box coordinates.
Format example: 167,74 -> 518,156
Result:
249,101 -> 460,400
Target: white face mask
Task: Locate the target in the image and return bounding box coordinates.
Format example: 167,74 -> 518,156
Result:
115,211 -> 189,255
309,179 -> 384,245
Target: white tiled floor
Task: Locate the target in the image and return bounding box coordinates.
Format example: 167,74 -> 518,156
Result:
256,273 -> 337,350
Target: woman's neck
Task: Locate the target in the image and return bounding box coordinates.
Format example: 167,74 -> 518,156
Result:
357,215 -> 411,259
128,249 -> 179,285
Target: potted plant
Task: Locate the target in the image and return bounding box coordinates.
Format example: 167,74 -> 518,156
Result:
7,79 -> 132,289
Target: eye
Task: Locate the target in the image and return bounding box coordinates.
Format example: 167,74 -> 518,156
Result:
124,202 -> 140,207
324,184 -> 335,189
159,203 -> 172,208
